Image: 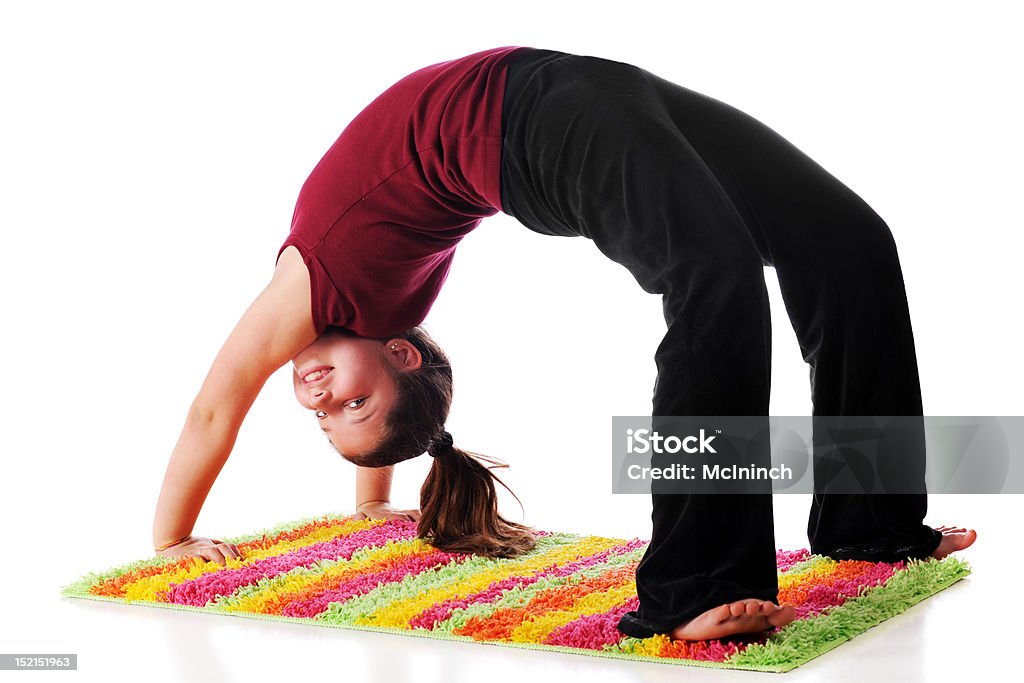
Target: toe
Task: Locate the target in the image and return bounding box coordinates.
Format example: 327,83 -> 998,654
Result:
709,603 -> 736,623
768,605 -> 797,627
729,601 -> 746,617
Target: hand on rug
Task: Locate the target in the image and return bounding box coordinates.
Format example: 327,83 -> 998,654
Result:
155,536 -> 242,566
355,500 -> 421,522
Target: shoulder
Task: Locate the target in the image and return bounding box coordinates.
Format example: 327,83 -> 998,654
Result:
273,245 -> 314,315
276,244 -> 307,273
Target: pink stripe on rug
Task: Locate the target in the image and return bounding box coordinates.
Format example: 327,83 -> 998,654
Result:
163,522 -> 419,607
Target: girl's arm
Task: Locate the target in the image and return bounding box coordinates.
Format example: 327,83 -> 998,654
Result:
356,464 -> 393,506
152,246 -> 318,562
354,465 -> 421,521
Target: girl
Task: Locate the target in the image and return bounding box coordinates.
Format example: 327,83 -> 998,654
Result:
151,47 -> 976,642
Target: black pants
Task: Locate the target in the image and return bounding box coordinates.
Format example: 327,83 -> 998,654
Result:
499,49 -> 943,639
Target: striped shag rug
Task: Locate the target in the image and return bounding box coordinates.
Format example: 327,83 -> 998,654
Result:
60,512 -> 970,673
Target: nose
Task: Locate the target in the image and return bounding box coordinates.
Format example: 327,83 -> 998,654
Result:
309,388 -> 331,407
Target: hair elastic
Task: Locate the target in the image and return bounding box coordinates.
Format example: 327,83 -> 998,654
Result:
428,430 -> 454,458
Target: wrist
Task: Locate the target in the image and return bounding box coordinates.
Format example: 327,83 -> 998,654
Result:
154,534 -> 192,552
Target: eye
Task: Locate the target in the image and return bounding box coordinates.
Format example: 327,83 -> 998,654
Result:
315,398 -> 365,420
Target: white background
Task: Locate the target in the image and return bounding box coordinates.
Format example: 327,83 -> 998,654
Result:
1,1 -> 1021,681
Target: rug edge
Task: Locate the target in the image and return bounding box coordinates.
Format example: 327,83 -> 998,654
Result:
60,591 -> 791,673
727,555 -> 972,671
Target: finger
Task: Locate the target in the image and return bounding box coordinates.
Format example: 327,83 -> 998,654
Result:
217,541 -> 238,556
204,547 -> 227,566
405,509 -> 422,522
219,543 -> 241,561
183,550 -> 207,564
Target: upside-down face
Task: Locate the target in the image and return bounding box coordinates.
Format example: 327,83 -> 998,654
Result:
291,329 -> 421,461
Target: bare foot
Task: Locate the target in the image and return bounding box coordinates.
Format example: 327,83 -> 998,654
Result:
930,525 -> 977,560
670,598 -> 797,641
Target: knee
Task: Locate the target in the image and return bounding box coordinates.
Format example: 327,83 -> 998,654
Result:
829,202 -> 904,275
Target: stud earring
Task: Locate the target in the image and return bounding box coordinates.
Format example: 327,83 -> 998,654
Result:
390,343 -> 399,350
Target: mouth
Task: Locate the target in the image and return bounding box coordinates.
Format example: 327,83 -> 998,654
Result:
299,365 -> 334,385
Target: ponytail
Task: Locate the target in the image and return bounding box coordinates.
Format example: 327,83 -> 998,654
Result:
418,435 -> 536,558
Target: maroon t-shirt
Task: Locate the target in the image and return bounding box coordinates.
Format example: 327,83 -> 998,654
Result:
276,46 -> 527,338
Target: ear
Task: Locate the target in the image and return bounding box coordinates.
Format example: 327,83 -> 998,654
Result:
384,338 -> 423,372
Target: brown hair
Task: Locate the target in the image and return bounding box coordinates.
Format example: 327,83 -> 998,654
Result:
352,326 -> 537,559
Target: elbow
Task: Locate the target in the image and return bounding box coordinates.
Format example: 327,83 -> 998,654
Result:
187,391 -> 251,434
187,401 -> 223,428
182,401 -> 242,445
